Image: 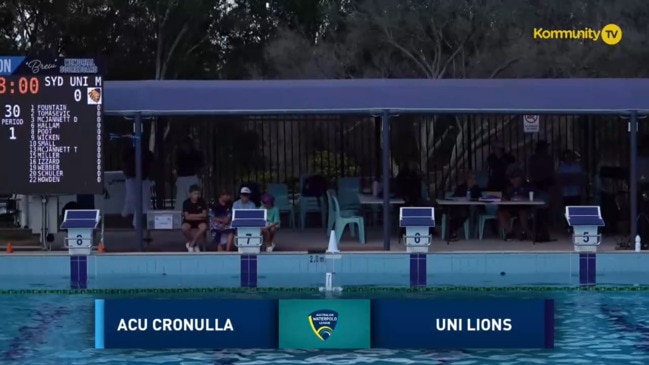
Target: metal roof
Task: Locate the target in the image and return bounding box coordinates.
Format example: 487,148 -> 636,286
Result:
103,78 -> 649,116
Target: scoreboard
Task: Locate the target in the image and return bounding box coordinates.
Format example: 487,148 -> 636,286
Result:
0,56 -> 103,194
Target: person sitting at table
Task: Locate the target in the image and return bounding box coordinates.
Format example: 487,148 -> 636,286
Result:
396,161 -> 423,206
396,162 -> 426,237
499,166 -> 532,241
528,140 -> 555,242
486,141 -> 516,191
448,171 -> 481,241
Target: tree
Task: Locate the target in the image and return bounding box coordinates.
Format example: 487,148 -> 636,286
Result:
0,0 -> 646,196
264,0 -> 649,192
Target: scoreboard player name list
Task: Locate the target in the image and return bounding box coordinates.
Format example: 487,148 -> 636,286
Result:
29,104 -> 74,183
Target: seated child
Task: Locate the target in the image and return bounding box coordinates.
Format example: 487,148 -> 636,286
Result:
209,190 -> 235,251
181,185 -> 208,252
260,193 -> 280,252
448,171 -> 481,241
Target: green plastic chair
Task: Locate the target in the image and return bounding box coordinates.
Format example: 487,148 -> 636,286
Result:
298,174 -> 326,230
477,200 -> 517,240
440,192 -> 471,240
478,203 -> 500,240
266,183 -> 296,228
326,189 -> 360,234
337,189 -> 362,213
327,190 -> 366,244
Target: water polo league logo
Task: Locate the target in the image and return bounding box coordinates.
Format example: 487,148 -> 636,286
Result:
308,310 -> 338,341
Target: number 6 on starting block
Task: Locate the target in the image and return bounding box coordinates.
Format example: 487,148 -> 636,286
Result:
399,207 -> 435,253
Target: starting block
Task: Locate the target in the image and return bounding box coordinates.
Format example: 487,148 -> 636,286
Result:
399,207 -> 435,253
565,206 -> 604,253
60,209 -> 101,255
231,209 -> 266,254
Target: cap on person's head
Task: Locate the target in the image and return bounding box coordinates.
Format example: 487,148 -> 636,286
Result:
240,187 -> 251,195
261,193 -> 275,206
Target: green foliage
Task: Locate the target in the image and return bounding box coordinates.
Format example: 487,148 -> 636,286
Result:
1,0 -> 647,80
309,151 -> 359,179
236,170 -> 296,190
1,0 -> 645,199
251,170 -> 275,187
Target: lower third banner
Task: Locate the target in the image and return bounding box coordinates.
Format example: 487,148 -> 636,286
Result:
372,299 -> 554,349
95,299 -> 277,349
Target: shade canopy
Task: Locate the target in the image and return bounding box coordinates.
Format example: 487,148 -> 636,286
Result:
103,78 -> 649,116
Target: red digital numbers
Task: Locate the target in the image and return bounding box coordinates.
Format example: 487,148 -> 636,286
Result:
0,77 -> 40,94
18,77 -> 39,94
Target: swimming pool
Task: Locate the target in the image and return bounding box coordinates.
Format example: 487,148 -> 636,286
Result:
1,290 -> 649,365
2,252 -> 649,364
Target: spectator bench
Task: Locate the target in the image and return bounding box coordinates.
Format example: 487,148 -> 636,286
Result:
145,210 -> 209,251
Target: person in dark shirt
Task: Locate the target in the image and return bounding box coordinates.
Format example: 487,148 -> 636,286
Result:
396,162 -> 422,206
448,171 -> 481,241
527,140 -> 555,242
486,141 -> 516,191
210,190 -> 235,252
396,162 -> 426,238
499,166 -> 531,241
120,142 -> 155,228
174,137 -> 204,209
182,185 -> 208,252
528,141 -> 555,188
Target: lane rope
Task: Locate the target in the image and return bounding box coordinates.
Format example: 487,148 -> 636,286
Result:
1,286 -> 649,295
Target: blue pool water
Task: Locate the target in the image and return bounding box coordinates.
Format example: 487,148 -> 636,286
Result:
1,291 -> 649,365
2,271 -> 649,290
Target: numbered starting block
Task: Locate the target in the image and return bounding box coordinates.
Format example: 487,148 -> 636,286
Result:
60,209 -> 100,255
399,207 -> 435,253
565,206 -> 604,253
231,209 -> 266,254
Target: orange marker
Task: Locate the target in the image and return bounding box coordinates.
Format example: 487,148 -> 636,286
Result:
97,242 -> 105,253
6,242 -> 13,253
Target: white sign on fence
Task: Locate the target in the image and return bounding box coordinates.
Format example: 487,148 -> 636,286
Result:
523,115 -> 540,133
154,215 -> 173,230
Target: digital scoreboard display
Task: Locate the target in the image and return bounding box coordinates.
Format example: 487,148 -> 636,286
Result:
0,56 -> 103,194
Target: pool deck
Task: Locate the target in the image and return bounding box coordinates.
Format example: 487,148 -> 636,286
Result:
0,227 -> 640,254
